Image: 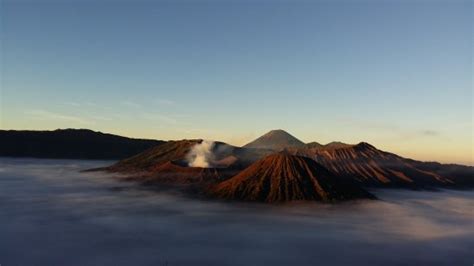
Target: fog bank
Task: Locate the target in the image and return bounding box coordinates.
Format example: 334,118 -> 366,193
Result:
0,158 -> 472,266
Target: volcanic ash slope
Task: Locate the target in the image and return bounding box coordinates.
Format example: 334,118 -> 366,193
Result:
210,153 -> 375,203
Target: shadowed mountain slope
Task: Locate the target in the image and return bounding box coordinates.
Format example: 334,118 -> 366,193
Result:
305,141 -> 352,150
101,140 -> 273,187
322,141 -> 353,149
107,139 -> 202,172
0,129 -> 164,160
210,153 -> 374,202
290,142 -> 471,188
305,142 -> 324,149
140,161 -> 223,185
107,139 -> 271,173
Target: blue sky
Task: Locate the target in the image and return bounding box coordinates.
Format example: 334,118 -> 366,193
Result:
1,0 -> 472,164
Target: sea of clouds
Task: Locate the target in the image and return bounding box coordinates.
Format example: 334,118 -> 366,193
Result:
0,158 -> 472,266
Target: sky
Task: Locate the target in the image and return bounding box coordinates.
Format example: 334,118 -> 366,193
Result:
1,0 -> 472,165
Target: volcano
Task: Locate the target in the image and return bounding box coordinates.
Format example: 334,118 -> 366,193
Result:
139,161 -> 222,185
210,153 -> 374,203
106,139 -> 271,173
92,130 -> 473,196
243,129 -> 305,150
107,139 -> 202,173
100,139 -> 272,186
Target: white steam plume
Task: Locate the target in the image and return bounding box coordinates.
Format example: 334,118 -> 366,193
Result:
186,140 -> 215,168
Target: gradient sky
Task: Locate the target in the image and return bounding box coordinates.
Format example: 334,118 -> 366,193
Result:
1,0 -> 472,165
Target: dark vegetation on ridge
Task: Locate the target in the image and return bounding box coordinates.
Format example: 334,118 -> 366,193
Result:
0,129 -> 164,160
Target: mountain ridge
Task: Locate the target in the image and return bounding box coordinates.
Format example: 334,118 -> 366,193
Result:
289,142 -> 464,188
3,128 -> 472,191
0,129 -> 164,160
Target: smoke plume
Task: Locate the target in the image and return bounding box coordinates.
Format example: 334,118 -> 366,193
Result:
186,140 -> 215,168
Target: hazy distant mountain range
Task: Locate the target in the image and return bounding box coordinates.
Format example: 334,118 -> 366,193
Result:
2,128 -> 473,202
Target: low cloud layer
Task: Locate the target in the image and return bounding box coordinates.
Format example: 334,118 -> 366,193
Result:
0,159 -> 472,266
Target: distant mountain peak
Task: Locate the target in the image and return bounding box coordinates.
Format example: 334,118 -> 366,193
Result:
243,129 -> 305,150
266,129 -> 289,134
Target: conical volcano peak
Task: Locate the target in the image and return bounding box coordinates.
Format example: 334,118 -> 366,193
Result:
265,129 -> 290,135
210,153 -> 374,202
243,129 -> 305,150
261,129 -> 298,138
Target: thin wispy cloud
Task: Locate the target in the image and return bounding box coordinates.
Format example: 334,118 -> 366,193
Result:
421,130 -> 439,136
25,109 -> 94,125
141,112 -> 178,124
84,102 -> 110,110
338,117 -> 400,131
121,101 -> 141,108
84,102 -> 98,107
170,113 -> 191,119
62,102 -> 81,107
60,101 -> 112,111
338,117 -> 445,141
92,115 -> 113,121
394,129 -> 444,140
155,99 -> 176,105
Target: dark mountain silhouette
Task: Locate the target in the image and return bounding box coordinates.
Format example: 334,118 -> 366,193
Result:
322,141 -> 353,149
243,129 -> 305,150
306,141 -> 323,149
306,141 -> 352,150
0,129 -> 164,160
209,153 -> 374,203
